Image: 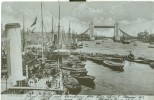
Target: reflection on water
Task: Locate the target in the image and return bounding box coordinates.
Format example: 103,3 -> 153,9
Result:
78,40 -> 154,95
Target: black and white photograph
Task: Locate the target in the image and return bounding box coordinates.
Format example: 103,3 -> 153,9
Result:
1,1 -> 154,100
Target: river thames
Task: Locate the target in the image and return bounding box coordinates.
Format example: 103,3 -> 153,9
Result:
76,39 -> 154,95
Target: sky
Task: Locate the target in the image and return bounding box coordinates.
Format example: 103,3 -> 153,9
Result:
1,1 -> 154,37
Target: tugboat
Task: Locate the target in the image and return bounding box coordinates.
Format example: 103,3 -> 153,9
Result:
125,51 -> 135,62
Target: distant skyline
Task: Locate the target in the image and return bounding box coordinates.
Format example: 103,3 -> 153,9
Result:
2,1 -> 154,36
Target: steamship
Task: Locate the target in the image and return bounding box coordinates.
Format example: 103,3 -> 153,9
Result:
2,7 -> 67,100
1,2 -> 72,99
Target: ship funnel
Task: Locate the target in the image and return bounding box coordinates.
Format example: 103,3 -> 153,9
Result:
5,23 -> 25,85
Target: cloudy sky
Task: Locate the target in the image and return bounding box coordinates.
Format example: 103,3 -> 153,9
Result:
2,1 -> 154,36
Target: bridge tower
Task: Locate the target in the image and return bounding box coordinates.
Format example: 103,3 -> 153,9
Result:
114,21 -> 121,42
89,21 -> 95,40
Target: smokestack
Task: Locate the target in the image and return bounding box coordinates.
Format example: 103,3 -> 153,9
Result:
5,23 -> 25,85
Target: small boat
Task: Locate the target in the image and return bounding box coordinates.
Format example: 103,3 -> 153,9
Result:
86,56 -> 94,60
63,75 -> 81,94
96,42 -> 100,44
150,42 -> 154,44
78,42 -> 83,48
148,45 -> 154,48
78,46 -> 83,48
70,52 -> 80,55
92,57 -> 104,64
122,40 -> 131,44
67,59 -> 82,63
71,74 -> 95,89
133,59 -> 149,64
102,60 -> 124,71
105,57 -> 124,63
69,44 -> 77,50
70,70 -> 88,76
133,43 -> 137,46
72,75 -> 95,83
67,62 -> 84,67
67,62 -> 81,66
61,67 -> 86,71
149,62 -> 154,69
134,58 -> 153,64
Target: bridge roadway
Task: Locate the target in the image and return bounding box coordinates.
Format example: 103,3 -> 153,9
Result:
94,26 -> 114,28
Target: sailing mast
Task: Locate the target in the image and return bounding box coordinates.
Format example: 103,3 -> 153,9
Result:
57,0 -> 61,47
69,22 -> 70,35
52,14 -> 54,45
41,2 -> 44,60
69,22 -> 71,49
57,0 -> 64,91
22,14 -> 25,51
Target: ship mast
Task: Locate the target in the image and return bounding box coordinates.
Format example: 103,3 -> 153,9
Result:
69,22 -> 70,35
52,14 -> 54,45
22,14 -> 25,51
69,22 -> 71,48
41,2 -> 44,60
57,0 -> 61,47
58,0 -> 64,91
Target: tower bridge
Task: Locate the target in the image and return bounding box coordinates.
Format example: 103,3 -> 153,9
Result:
79,21 -> 146,42
93,21 -> 125,42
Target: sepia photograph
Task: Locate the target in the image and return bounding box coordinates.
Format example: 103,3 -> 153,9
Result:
1,1 -> 154,99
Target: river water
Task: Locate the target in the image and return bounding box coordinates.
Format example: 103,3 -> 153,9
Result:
76,40 -> 154,95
